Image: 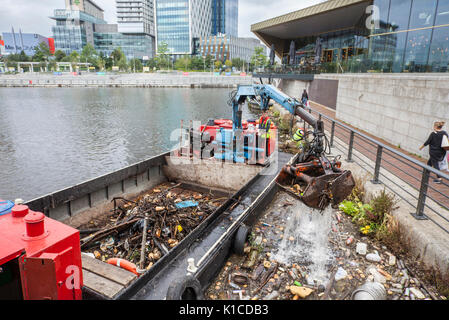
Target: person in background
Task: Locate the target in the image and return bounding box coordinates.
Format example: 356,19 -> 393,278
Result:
257,110 -> 272,156
301,89 -> 309,106
419,121 -> 449,184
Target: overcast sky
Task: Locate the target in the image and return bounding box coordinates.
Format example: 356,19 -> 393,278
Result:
0,0 -> 325,38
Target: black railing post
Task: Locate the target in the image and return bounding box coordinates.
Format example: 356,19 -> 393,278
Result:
330,121 -> 335,147
412,168 -> 430,220
371,145 -> 383,184
347,131 -> 354,162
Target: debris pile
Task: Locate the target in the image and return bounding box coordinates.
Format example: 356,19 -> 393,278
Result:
79,182 -> 226,272
206,192 -> 444,300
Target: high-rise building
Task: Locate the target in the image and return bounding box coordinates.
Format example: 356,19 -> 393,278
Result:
199,34 -> 262,63
212,0 -> 238,37
116,0 -> 155,36
155,0 -> 212,56
51,0 -> 156,60
51,0 -> 108,54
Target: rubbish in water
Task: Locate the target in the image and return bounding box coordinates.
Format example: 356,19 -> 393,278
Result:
261,222 -> 273,227
289,286 -> 314,299
264,291 -> 279,300
356,242 -> 367,255
334,267 -> 348,281
346,236 -> 354,246
294,281 -> 302,287
79,183 -> 225,268
366,252 -> 381,263
232,273 -> 249,286
175,200 -> 199,209
229,282 -> 241,290
352,282 -> 386,300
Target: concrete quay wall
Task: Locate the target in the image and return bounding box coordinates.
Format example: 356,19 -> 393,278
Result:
0,73 -> 253,88
271,73 -> 449,158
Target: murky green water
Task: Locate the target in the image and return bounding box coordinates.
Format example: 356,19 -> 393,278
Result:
0,87 -> 257,201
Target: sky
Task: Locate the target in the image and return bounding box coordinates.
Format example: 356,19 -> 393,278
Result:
0,0 -> 325,38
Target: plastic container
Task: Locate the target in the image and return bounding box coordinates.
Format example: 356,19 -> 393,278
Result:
0,200 -> 15,216
351,282 -> 387,300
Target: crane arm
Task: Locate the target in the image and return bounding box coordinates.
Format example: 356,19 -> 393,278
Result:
231,84 -> 323,135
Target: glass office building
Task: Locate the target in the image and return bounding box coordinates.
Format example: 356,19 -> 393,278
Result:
156,0 -> 191,54
252,0 -> 449,73
94,33 -> 154,59
51,0 -> 155,60
51,8 -> 107,55
212,0 -> 238,37
156,0 -> 212,56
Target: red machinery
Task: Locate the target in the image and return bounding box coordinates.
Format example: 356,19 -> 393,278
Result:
188,119 -> 277,164
0,202 -> 82,300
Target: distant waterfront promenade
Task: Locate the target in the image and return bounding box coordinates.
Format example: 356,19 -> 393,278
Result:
0,72 -> 253,88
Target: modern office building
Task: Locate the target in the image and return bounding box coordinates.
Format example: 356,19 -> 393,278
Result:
51,0 -> 155,60
116,0 -> 155,36
198,34 -> 262,63
1,28 -> 55,56
155,0 -> 213,56
251,0 -> 449,73
51,0 -> 108,54
212,0 -> 239,37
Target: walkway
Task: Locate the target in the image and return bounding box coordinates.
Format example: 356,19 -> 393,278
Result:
308,100 -> 449,231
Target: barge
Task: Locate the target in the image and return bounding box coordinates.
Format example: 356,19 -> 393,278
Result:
0,84 -> 353,300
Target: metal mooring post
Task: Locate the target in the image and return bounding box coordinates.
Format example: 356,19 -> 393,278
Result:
330,121 -> 336,147
371,145 -> 383,184
412,168 -> 430,220
347,131 -> 355,162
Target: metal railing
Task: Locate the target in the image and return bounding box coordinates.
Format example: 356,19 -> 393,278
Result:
303,105 -> 449,234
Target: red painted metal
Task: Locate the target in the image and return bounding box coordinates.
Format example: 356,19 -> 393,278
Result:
47,38 -> 55,54
0,205 -> 82,300
198,119 -> 277,158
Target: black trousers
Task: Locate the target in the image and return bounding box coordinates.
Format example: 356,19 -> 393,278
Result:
427,157 -> 441,179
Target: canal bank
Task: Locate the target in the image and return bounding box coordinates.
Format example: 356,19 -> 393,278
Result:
0,73 -> 253,88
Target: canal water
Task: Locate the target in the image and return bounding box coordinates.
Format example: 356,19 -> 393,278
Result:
0,87 -> 257,201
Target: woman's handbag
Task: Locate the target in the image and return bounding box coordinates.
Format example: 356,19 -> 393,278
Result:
439,152 -> 448,172
442,134 -> 449,151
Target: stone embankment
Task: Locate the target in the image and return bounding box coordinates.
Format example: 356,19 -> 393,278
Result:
0,72 -> 253,88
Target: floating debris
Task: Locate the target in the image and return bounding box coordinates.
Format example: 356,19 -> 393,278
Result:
79,182 -> 226,269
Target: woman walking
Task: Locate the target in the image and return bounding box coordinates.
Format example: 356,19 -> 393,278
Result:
419,121 -> 449,184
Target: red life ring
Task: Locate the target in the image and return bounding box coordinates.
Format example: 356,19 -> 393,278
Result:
107,258 -> 139,276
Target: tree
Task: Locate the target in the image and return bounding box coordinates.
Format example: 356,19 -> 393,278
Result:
54,50 -> 66,62
69,51 -> 80,63
155,41 -> 170,69
32,41 -> 52,62
117,57 -> 128,72
205,55 -> 213,70
251,47 -> 268,70
232,58 -> 244,71
111,47 -> 126,66
146,58 -> 158,71
129,58 -> 143,72
80,44 -> 99,69
19,50 -> 30,62
190,56 -> 204,71
175,55 -> 191,71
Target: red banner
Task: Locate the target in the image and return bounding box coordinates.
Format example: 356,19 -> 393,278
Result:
48,38 -> 55,54
0,40 -> 4,46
